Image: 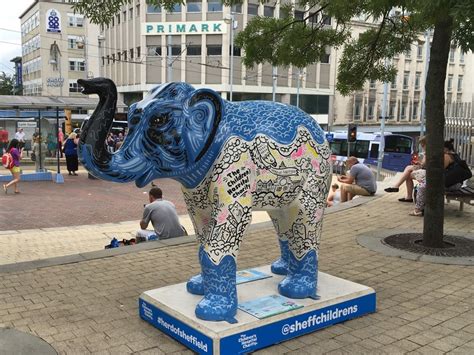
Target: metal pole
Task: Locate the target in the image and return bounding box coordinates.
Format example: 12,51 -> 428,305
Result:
38,110 -> 42,171
167,35 -> 173,82
420,30 -> 431,136
56,107 -> 60,174
229,14 -> 235,101
376,59 -> 389,181
272,67 -> 277,102
296,69 -> 301,108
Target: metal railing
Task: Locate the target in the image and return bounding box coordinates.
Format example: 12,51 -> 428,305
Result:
445,100 -> 473,167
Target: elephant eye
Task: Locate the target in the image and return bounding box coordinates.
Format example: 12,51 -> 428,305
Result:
129,116 -> 140,125
150,113 -> 170,128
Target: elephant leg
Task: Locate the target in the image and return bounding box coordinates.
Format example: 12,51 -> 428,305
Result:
186,245 -> 204,295
278,182 -> 325,300
267,210 -> 290,275
195,247 -> 238,323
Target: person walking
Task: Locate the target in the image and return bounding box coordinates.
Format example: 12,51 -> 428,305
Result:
3,139 -> 23,194
63,132 -> 79,175
58,128 -> 64,158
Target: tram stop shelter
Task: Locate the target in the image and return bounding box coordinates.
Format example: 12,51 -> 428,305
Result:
0,94 -> 127,184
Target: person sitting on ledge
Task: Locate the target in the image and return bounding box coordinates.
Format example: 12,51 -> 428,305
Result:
384,136 -> 426,202
337,156 -> 377,202
137,187 -> 187,242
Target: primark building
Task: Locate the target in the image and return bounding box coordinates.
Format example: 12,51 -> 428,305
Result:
100,0 -> 334,128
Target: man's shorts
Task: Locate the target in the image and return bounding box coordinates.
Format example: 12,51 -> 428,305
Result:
341,183 -> 373,196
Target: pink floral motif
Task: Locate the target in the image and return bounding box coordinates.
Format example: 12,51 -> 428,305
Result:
311,159 -> 320,172
217,175 -> 223,184
291,145 -> 306,159
217,209 -> 229,224
314,209 -> 323,221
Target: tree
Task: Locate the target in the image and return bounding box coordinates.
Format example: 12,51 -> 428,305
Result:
0,72 -> 15,95
74,0 -> 474,247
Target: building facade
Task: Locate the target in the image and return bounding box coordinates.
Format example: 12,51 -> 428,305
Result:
20,0 -> 100,97
99,0 -> 335,127
332,19 -> 474,134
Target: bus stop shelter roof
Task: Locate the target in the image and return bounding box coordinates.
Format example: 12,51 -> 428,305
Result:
0,95 -> 127,110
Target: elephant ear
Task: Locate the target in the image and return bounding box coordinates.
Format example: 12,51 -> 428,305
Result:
183,88 -> 223,163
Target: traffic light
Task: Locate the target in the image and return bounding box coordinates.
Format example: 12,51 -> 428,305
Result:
348,124 -> 357,143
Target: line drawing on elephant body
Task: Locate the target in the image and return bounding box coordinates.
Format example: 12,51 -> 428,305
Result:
77,79 -> 331,324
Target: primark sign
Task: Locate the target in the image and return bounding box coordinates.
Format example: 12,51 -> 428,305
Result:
143,21 -> 227,35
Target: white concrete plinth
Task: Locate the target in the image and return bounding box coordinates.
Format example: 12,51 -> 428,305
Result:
139,265 -> 376,354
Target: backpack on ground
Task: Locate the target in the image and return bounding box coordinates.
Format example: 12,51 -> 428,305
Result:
2,151 -> 14,169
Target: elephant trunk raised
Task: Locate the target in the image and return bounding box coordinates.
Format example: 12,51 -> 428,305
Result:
78,78 -> 151,186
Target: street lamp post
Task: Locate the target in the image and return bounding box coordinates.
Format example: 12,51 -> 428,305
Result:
272,67 -> 277,102
224,14 -> 237,101
296,69 -> 303,108
420,30 -> 432,136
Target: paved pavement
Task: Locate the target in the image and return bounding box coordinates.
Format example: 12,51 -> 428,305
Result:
1,172 -> 474,354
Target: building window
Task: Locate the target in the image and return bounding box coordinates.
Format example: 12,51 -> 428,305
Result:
69,60 -> 85,71
123,11 -> 126,21
390,75 -> 397,89
354,102 -> 361,120
460,51 -> 465,63
147,4 -> 161,13
129,8 -> 133,19
401,104 -> 406,119
414,72 -> 421,90
207,45 -> 222,56
136,4 -> 140,16
130,48 -> 134,59
170,3 -> 182,12
187,45 -> 202,56
449,48 -> 455,62
231,4 -> 242,13
320,53 -> 330,64
69,81 -> 82,93
106,55 -> 110,64
101,56 -> 105,65
322,15 -> 331,25
447,74 -> 453,91
123,50 -> 127,60
405,49 -> 411,59
229,46 -> 241,56
368,103 -> 375,119
457,75 -> 463,91
248,4 -> 259,16
264,6 -> 274,17
112,54 -> 116,63
68,14 -> 84,27
136,46 -> 141,58
187,0 -> 202,12
369,79 -> 376,89
389,103 -> 396,119
417,44 -> 423,59
118,52 -> 122,61
294,10 -> 304,21
412,102 -> 418,120
117,14 -> 120,24
309,13 -> 318,23
208,0 -> 222,12
68,36 -> 79,49
403,71 -> 409,90
147,46 -> 162,56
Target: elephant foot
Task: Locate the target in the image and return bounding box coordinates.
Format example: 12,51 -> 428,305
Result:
195,248 -> 238,323
271,258 -> 288,275
186,274 -> 204,295
278,249 -> 319,300
271,239 -> 289,275
195,294 -> 238,324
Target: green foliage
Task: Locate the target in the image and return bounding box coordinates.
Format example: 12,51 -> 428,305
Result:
0,72 -> 15,96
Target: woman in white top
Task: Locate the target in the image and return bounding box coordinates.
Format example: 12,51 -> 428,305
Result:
327,183 -> 341,207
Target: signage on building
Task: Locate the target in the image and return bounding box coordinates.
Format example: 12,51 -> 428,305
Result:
17,122 -> 38,128
46,9 -> 61,33
143,21 -> 227,35
46,77 -> 64,87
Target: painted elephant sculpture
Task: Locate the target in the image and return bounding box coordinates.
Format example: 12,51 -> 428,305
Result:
77,78 -> 331,323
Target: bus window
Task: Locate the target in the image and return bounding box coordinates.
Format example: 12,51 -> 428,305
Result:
384,136 -> 413,154
353,140 -> 369,159
370,144 -> 379,158
330,139 -> 348,156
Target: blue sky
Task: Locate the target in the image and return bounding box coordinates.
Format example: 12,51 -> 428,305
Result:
0,0 -> 34,76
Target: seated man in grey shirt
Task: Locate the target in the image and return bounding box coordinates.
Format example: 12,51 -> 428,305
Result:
337,156 -> 377,202
137,187 -> 187,241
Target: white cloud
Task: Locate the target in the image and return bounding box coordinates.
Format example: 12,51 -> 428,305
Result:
0,0 -> 36,74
